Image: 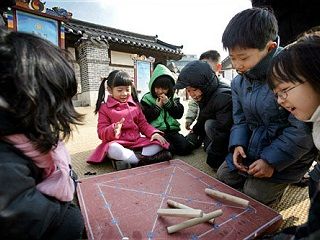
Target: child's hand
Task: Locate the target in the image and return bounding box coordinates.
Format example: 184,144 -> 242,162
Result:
159,94 -> 169,104
233,146 -> 248,172
248,159 -> 274,178
156,98 -> 163,108
151,133 -> 168,145
114,118 -> 125,139
185,122 -> 192,130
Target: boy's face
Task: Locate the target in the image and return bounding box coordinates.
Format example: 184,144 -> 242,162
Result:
186,87 -> 203,102
229,43 -> 274,74
154,87 -> 169,97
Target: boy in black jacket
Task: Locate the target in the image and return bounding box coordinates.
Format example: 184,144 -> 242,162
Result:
175,60 -> 233,169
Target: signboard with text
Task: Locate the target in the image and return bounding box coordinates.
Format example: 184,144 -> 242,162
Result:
16,10 -> 59,46
135,60 -> 151,100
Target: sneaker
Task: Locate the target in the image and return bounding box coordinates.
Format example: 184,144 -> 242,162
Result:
138,150 -> 172,166
111,159 -> 131,171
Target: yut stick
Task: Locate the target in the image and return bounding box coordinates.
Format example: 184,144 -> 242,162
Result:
167,209 -> 223,234
157,208 -> 203,218
205,188 -> 249,207
167,199 -> 216,224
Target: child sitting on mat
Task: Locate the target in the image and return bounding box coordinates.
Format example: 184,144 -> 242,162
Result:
87,70 -> 171,169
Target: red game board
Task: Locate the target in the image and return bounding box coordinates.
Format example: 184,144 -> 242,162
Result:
77,160 -> 282,240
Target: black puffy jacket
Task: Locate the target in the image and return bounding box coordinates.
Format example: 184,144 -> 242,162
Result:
177,60 -> 233,167
0,111 -> 76,240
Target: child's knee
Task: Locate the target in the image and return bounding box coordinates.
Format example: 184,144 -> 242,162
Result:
216,164 -> 228,182
204,119 -> 217,137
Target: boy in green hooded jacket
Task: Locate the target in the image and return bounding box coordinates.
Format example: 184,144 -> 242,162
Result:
141,64 -> 192,156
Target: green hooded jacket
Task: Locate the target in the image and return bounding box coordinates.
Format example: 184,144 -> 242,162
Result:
141,64 -> 181,131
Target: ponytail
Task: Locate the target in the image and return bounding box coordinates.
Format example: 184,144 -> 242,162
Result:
94,70 -> 140,114
94,77 -> 108,114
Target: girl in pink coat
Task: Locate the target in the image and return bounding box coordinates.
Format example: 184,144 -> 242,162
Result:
87,70 -> 171,167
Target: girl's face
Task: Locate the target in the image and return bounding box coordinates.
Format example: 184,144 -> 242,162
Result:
109,85 -> 131,103
154,87 -> 169,97
186,87 -> 203,102
273,80 -> 320,121
229,41 -> 276,74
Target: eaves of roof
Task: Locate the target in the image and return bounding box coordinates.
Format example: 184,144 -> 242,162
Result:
64,18 -> 184,56
221,56 -> 232,69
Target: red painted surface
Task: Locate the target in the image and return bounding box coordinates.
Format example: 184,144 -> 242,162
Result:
77,160 -> 282,240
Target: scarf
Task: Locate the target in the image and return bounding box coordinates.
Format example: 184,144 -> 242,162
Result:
306,106 -> 320,150
4,134 -> 75,202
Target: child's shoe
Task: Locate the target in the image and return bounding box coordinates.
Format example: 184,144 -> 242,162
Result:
111,159 -> 131,171
138,150 -> 172,166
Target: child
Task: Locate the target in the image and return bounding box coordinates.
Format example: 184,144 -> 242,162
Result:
0,29 -> 84,239
175,60 -> 233,169
216,8 -> 317,205
267,31 -> 320,239
140,64 -> 192,156
87,70 -> 171,168
185,50 -> 230,131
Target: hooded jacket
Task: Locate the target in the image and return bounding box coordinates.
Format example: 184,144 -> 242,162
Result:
141,64 -> 183,132
226,47 -> 317,183
177,61 -> 232,138
176,60 -> 233,165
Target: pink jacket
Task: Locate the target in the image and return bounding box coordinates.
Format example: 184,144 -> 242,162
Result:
87,96 -> 169,163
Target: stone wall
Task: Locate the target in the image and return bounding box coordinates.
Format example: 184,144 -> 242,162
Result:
76,40 -> 110,106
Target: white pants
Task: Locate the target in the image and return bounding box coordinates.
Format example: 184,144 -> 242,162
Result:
107,142 -> 162,163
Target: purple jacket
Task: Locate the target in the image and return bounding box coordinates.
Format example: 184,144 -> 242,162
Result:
87,96 -> 169,163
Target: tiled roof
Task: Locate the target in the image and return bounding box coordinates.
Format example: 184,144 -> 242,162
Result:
63,18 -> 184,56
221,56 -> 232,69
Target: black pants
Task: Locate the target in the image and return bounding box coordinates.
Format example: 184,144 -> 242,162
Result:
45,203 -> 84,240
164,131 -> 193,156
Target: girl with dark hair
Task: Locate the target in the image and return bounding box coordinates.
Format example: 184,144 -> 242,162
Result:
267,31 -> 320,239
141,64 -> 192,156
0,29 -> 84,239
87,70 -> 171,169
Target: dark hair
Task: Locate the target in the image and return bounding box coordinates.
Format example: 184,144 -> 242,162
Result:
222,8 -> 278,50
0,29 -> 83,152
267,32 -> 320,94
199,50 -> 221,62
94,70 -> 139,114
151,76 -> 174,98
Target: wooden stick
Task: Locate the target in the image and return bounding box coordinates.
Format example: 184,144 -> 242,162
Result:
167,209 -> 223,234
157,208 -> 203,218
205,188 -> 249,208
167,199 -> 215,224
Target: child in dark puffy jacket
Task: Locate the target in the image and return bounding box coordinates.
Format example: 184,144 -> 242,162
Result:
216,8 -> 317,205
175,60 -> 233,169
141,64 -> 192,156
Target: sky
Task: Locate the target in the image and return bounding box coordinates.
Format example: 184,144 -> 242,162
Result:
46,0 -> 252,59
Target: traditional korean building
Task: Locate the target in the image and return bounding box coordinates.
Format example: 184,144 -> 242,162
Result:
2,1 -> 184,106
